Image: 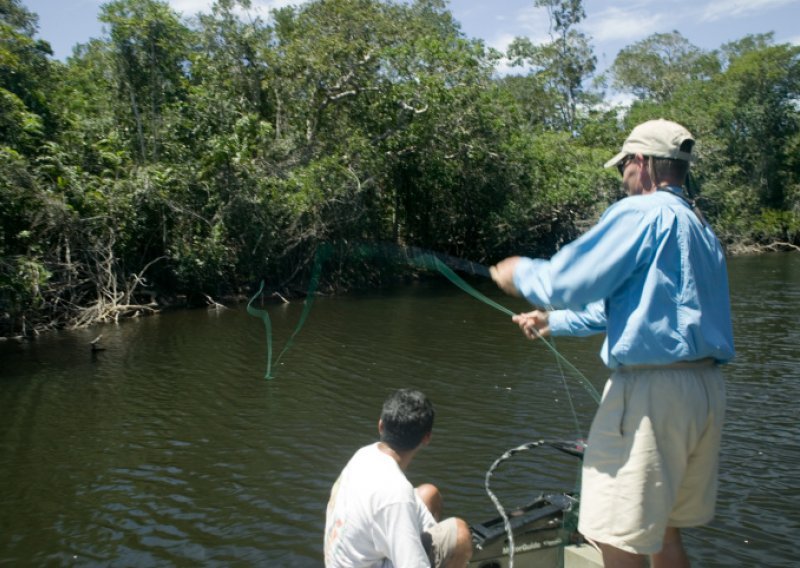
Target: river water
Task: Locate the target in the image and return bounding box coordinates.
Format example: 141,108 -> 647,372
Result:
1,254 -> 798,566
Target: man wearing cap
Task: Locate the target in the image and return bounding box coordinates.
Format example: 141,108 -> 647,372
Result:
490,119 -> 735,567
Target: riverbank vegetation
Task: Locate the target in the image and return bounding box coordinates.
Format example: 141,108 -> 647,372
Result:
2,0 -> 799,336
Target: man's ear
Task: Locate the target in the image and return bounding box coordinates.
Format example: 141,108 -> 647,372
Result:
421,431 -> 432,446
638,153 -> 654,191
378,419 -> 384,435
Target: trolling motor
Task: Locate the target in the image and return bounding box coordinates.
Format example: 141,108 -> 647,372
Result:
468,440 -> 587,568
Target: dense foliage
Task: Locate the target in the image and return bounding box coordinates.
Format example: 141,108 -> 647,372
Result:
1,0 -> 799,335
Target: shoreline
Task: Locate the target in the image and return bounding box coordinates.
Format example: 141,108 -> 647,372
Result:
1,247 -> 797,341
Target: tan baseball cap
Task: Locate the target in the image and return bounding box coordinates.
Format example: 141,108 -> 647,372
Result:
604,119 -> 694,169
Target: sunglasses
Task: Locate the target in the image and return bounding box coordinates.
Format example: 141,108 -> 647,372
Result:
617,155 -> 634,176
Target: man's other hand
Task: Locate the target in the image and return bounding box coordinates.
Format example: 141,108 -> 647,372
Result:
490,256 -> 521,297
512,310 -> 551,341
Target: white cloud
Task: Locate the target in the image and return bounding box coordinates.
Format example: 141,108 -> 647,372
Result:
603,91 -> 636,109
248,0 -> 298,13
481,5 -> 549,54
485,32 -> 517,53
509,4 -> 551,42
700,0 -> 796,22
167,0 -> 296,18
586,6 -> 662,43
493,58 -> 518,78
167,0 -> 214,15
481,32 -> 531,78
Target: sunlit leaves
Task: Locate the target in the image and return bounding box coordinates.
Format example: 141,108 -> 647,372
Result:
610,31 -> 719,102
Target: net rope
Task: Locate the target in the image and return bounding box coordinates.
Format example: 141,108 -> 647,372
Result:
247,243 -> 600,404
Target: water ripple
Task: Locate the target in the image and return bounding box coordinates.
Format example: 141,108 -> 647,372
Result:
1,257 -> 799,566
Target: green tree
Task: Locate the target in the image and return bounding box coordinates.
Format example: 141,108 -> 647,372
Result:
0,0 -> 63,334
507,0 -> 596,131
624,35 -> 800,245
610,31 -> 719,102
266,0 -> 500,257
0,0 -> 56,152
99,0 -> 189,163
705,40 -> 800,223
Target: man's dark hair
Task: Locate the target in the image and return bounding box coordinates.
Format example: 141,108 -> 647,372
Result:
380,389 -> 435,452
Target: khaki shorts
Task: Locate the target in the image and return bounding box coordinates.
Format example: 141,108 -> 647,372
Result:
578,366 -> 726,554
421,517 -> 459,568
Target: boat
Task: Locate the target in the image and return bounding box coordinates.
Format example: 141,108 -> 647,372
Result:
468,440 -> 602,568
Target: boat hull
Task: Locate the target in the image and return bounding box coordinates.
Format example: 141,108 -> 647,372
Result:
469,493 -> 578,568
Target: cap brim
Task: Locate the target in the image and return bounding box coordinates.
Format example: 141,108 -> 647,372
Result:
604,151 -> 627,169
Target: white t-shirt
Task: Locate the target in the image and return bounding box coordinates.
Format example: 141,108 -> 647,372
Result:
324,442 -> 435,567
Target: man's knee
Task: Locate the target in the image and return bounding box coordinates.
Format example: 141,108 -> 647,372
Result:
416,483 -> 443,521
427,517 -> 472,568
448,518 -> 473,567
455,518 -> 472,548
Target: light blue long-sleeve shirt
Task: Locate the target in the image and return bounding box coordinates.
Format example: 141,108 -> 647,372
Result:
512,188 -> 735,368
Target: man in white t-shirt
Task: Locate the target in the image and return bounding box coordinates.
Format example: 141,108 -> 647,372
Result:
324,389 -> 472,567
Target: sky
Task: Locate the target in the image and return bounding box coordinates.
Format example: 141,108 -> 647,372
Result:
20,0 -> 800,76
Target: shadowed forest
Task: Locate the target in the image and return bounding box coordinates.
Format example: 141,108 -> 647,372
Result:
2,0 -> 799,336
